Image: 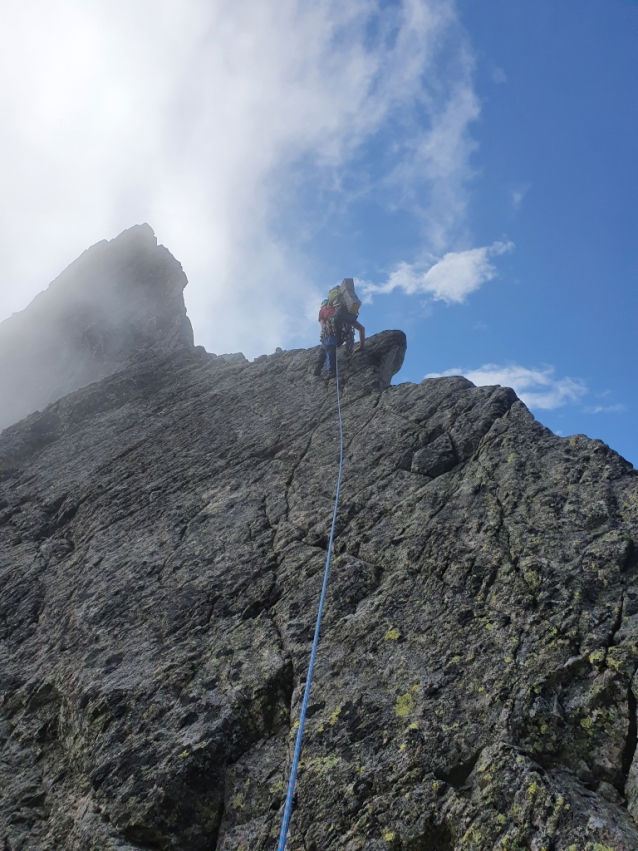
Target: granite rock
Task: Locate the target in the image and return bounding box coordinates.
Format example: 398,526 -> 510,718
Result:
0,237 -> 638,851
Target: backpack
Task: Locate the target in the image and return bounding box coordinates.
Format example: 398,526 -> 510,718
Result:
327,278 -> 361,318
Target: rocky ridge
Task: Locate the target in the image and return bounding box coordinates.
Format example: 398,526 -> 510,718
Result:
0,231 -> 638,851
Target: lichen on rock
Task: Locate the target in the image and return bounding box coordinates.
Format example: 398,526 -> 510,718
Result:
0,231 -> 637,850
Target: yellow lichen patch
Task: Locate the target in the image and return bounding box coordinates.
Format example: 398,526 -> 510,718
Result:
462,825 -> 488,845
394,693 -> 414,717
580,716 -> 593,730
329,706 -> 341,725
546,795 -> 566,835
384,628 -> 401,641
607,646 -> 633,676
383,830 -> 394,842
178,750 -> 189,758
308,755 -> 340,775
232,792 -> 244,809
408,721 -> 418,730
523,570 -> 540,590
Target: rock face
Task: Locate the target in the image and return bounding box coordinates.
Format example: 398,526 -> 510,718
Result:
0,224 -> 193,431
1,238 -> 638,851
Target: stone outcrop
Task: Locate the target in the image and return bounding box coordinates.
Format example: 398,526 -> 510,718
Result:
0,225 -> 193,431
1,234 -> 638,851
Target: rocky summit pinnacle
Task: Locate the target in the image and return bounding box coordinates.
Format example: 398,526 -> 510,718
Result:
1,233 -> 638,851
0,224 -> 194,431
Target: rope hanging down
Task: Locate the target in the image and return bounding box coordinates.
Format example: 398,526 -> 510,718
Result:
276,353 -> 345,851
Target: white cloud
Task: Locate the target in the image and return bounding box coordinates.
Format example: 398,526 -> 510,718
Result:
425,363 -> 588,410
362,241 -> 513,304
383,61 -> 481,253
491,67 -> 507,84
583,404 -> 627,414
511,183 -> 531,210
0,0 -> 482,357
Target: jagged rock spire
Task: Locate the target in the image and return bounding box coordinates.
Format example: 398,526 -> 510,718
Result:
0,224 -> 193,430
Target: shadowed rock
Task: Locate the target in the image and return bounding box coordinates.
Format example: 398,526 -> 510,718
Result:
0,234 -> 637,851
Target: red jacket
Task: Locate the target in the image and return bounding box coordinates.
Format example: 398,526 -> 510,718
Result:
318,304 -> 336,322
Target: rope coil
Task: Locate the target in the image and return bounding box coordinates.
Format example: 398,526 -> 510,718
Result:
276,352 -> 345,851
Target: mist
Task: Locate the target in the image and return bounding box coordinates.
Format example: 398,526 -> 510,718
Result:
0,0 -> 480,358
0,225 -> 193,430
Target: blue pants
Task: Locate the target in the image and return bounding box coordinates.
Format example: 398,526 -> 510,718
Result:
314,335 -> 337,375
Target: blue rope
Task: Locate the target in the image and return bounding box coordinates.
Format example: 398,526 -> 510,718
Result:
276,351 -> 344,851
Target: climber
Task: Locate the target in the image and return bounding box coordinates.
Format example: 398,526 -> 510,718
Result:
330,278 -> 365,353
314,299 -> 337,377
313,280 -> 365,377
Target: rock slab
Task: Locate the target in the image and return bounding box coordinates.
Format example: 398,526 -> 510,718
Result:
0,237 -> 638,851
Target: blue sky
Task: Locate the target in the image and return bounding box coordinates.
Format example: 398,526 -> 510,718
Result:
421,0 -> 638,465
0,0 -> 635,463
309,0 -> 638,464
